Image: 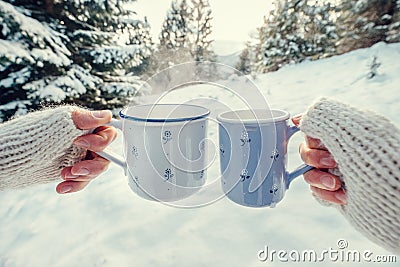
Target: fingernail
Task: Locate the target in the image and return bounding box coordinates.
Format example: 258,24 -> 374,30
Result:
66,174 -> 79,179
320,156 -> 336,167
74,168 -> 90,175
320,175 -> 336,189
335,192 -> 347,203
60,185 -> 72,194
74,139 -> 90,149
92,110 -> 110,119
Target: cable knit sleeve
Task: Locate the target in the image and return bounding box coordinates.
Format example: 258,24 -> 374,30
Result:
0,106 -> 87,190
300,97 -> 400,254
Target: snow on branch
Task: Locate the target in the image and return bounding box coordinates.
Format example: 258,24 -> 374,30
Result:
23,65 -> 101,102
89,45 -> 150,70
0,1 -> 71,67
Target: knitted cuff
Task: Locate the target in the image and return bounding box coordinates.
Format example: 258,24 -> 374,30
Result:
0,106 -> 87,190
299,97 -> 400,254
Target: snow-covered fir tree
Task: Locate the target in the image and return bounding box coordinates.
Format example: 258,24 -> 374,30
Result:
236,38 -> 259,75
336,0 -> 400,54
147,0 -> 193,74
241,0 -> 399,74
189,0 -> 215,62
387,0 -> 400,42
236,46 -> 252,74
0,0 -> 153,121
251,0 -> 338,73
253,1 -> 302,72
159,0 -> 188,49
146,0 -> 215,78
299,0 -> 338,59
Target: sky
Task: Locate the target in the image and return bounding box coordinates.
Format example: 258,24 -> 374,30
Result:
130,0 -> 274,54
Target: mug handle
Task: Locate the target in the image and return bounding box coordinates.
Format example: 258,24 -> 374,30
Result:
286,124 -> 314,188
90,118 -> 127,173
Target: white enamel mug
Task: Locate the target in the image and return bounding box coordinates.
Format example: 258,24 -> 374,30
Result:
217,109 -> 313,207
98,104 -> 210,202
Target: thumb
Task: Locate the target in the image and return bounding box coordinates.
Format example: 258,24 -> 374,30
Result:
72,109 -> 112,130
291,114 -> 302,127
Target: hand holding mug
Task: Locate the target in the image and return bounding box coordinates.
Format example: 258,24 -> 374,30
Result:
93,104 -> 210,202
292,116 -> 346,205
58,107 -> 347,207
56,109 -> 116,194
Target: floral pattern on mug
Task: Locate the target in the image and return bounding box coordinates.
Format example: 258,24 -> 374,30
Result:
270,149 -> 279,161
130,175 -> 140,187
162,130 -> 172,144
164,168 -> 174,181
270,184 -> 278,195
240,169 -> 250,182
131,145 -> 139,158
240,130 -> 251,146
219,144 -> 225,157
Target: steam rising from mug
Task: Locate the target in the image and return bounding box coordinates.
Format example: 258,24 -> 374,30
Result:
94,62 -> 310,208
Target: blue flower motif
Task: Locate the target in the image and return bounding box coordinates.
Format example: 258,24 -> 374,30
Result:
131,145 -> 139,158
162,130 -> 172,144
270,149 -> 279,161
240,169 -> 250,182
219,144 -> 225,156
164,168 -> 174,181
240,130 -> 251,146
270,184 -> 278,195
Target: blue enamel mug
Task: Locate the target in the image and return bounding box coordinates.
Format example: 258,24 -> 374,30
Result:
217,109 -> 313,208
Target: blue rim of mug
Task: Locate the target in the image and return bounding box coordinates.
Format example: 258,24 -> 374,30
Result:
119,104 -> 210,123
216,109 -> 290,124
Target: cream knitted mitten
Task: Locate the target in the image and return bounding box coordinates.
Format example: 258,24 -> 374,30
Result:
0,106 -> 87,190
300,97 -> 400,254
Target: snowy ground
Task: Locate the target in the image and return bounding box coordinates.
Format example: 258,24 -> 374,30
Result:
0,42 -> 399,267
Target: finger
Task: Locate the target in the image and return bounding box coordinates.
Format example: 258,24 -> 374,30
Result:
303,169 -> 342,191
72,109 -> 112,130
299,142 -> 337,168
292,114 -> 302,126
310,186 -> 347,205
68,156 -> 110,178
61,157 -> 109,182
61,167 -> 95,182
56,180 -> 90,194
305,136 -> 327,150
292,115 -> 327,150
73,126 -> 117,151
61,166 -> 78,179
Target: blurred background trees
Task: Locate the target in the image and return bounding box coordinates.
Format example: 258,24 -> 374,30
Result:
1,0 -> 399,121
336,0 -> 400,54
237,0 -> 400,74
147,0 -> 215,77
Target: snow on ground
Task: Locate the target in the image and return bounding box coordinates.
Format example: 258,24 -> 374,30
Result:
0,42 -> 399,267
